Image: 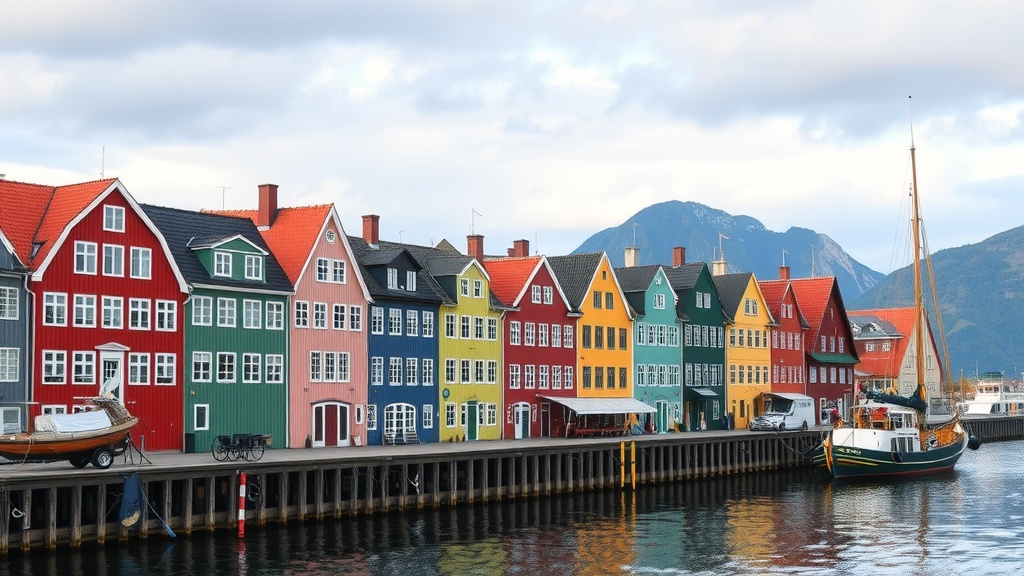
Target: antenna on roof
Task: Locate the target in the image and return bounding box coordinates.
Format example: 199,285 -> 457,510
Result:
471,209 -> 483,234
217,186 -> 231,210
632,222 -> 639,248
782,249 -> 788,266
100,147 -> 105,178
399,230 -> 406,242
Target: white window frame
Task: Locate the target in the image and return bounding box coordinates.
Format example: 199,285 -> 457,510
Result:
0,287 -> 18,320
130,247 -> 152,279
191,352 -> 211,383
73,294 -> 96,328
266,301 -> 284,330
266,354 -> 284,384
194,404 -> 210,431
244,255 -> 263,280
72,351 -> 96,385
214,251 -> 232,277
217,297 -> 236,328
129,298 -> 151,330
0,348 -> 19,382
102,244 -> 124,277
217,352 -> 236,383
103,205 -> 125,232
243,299 -> 262,329
155,300 -> 177,332
243,353 -> 261,384
155,353 -> 176,385
42,350 -> 66,384
192,296 -> 213,326
101,296 -> 123,329
74,241 -> 97,275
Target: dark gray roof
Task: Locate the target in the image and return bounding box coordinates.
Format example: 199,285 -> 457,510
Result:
425,256 -> 473,277
848,314 -> 900,338
142,204 -> 293,293
347,237 -> 446,304
712,272 -> 753,323
663,263 -> 704,292
547,252 -> 604,311
614,265 -> 661,293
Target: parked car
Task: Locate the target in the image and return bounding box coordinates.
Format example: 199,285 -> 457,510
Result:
749,393 -> 815,431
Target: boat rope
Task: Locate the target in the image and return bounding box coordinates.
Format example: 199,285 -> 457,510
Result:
775,430 -> 828,458
1,486 -> 24,519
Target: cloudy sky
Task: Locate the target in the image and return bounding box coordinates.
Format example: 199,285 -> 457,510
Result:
4,1 -> 1023,272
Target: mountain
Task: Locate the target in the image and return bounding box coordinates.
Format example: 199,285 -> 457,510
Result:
850,225 -> 1024,381
573,200 -> 885,299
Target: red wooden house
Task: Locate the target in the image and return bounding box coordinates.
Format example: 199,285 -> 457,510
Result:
788,276 -> 859,424
484,240 -> 577,439
848,307 -> 943,408
1,178 -> 187,451
758,265 -> 810,396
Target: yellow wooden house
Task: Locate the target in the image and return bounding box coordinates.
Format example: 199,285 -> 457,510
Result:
712,272 -> 775,429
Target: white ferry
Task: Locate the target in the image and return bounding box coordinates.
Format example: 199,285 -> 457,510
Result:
962,372 -> 1024,416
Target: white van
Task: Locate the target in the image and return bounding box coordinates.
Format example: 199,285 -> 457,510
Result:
749,393 -> 816,431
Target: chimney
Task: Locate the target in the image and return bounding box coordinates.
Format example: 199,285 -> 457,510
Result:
511,239 -> 530,258
624,247 -> 639,268
779,265 -> 790,280
362,214 -> 380,245
672,247 -> 686,267
467,234 -> 484,260
257,184 -> 278,228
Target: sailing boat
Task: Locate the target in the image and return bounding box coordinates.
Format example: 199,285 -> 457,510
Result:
819,124 -> 981,479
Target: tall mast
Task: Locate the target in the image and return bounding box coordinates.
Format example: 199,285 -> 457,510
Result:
910,143 -> 925,390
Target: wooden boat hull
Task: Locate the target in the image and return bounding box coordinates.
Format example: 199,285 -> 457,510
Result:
821,429 -> 968,479
0,418 -> 137,462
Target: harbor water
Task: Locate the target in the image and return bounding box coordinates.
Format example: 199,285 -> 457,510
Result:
5,439 -> 1022,575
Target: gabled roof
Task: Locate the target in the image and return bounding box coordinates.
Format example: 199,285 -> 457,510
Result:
347,235 -> 445,304
758,279 -> 811,330
614,265 -> 664,317
0,177 -> 187,291
849,307 -> 919,379
188,234 -> 269,255
787,277 -> 838,337
483,255 -> 573,310
712,272 -> 752,322
143,204 -> 292,293
210,205 -> 371,302
547,252 -> 605,310
663,263 -> 705,292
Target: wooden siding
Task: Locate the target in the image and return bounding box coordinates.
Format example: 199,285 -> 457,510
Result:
724,276 -> 773,429
184,289 -> 288,451
678,266 -> 727,432
632,269 -> 682,430
576,258 -> 632,398
288,221 -> 370,449
31,191 -> 185,451
0,274 -> 30,430
769,287 -> 806,395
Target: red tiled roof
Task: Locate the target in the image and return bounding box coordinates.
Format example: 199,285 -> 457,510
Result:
853,307 -> 917,378
0,178 -> 116,270
483,256 -> 542,306
757,279 -> 789,317
787,277 -> 836,335
209,205 -> 332,284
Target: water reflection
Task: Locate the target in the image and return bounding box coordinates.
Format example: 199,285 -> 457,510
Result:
7,441 -> 1024,575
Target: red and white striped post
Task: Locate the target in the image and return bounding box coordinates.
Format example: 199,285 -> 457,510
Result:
238,471 -> 246,538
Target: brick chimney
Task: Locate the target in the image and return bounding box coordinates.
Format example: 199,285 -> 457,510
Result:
624,247 -> 639,267
779,265 -> 790,280
257,184 -> 278,229
362,214 -> 380,245
510,239 -> 530,257
467,234 -> 484,260
672,247 -> 686,267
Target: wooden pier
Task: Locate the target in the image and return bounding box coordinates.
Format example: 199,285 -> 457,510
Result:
962,415 -> 1024,442
0,429 -> 825,551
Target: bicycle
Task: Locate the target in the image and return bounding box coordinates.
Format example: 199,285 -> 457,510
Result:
211,433 -> 267,462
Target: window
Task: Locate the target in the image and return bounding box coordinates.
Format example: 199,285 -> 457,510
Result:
510,321 -> 522,345
406,310 -> 419,336
387,268 -> 399,289
582,366 -> 591,389
460,315 -> 470,339
551,324 -> 561,348
654,293 -> 666,309
406,358 -> 418,385
194,405 -> 209,431
423,405 -> 434,429
0,287 -> 17,320
371,357 -> 384,385
316,258 -> 329,282
460,359 -> 471,383
509,365 -> 521,389
371,306 -> 385,334
295,301 -> 309,328
266,355 -> 284,383
538,323 -> 549,347
552,365 -> 562,390
217,352 -> 236,383
445,404 -> 456,427
422,359 -> 434,386
332,304 -> 346,330
605,293 -> 614,310
266,302 -> 284,330
543,286 -> 553,304
0,348 -> 19,382
216,298 -> 235,328
313,302 -> 327,329
474,317 -> 484,340
244,255 -> 263,280
103,244 -> 124,276
525,365 -> 536,389
103,205 -> 125,232
214,251 -> 232,277
192,352 -> 211,382
445,314 -> 456,338
192,296 -> 213,326
156,353 -> 175,385
156,300 -> 177,331
74,241 -> 97,274
389,309 -> 402,335
460,279 -> 469,297
595,367 -> 604,389
72,351 -> 95,384
73,295 -> 96,327
565,366 -> 573,388
349,306 -> 362,330
487,404 -> 497,426
474,360 -> 485,383
243,353 -> 261,383
473,280 -> 483,298
487,318 -> 498,340
582,325 -> 592,348
525,322 -> 536,346
334,260 -> 347,283
130,352 -> 152,384
243,300 -> 262,329
309,351 -> 323,381
532,285 -> 542,303
445,359 -> 456,383
102,296 -> 123,329
422,311 -> 435,337
593,291 -> 602,309
389,357 -> 403,385
487,360 -> 497,383
406,270 -> 416,291
367,405 -> 378,430
131,247 -> 152,279
43,351 -> 66,384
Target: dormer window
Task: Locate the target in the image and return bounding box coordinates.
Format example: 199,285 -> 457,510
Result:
103,205 -> 125,232
387,268 -> 399,289
214,251 -> 232,277
406,270 -> 417,292
244,255 -> 263,280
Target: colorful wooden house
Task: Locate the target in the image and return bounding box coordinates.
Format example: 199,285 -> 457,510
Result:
758,265 -> 810,396
848,307 -> 941,410
615,258 -> 682,433
0,179 -> 188,450
144,204 -> 293,452
548,252 -> 649,433
349,215 -> 444,445
713,271 -> 774,429
484,240 -> 577,439
0,185 -> 37,433
213,185 -> 373,449
788,277 -> 859,424
663,249 -> 727,432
